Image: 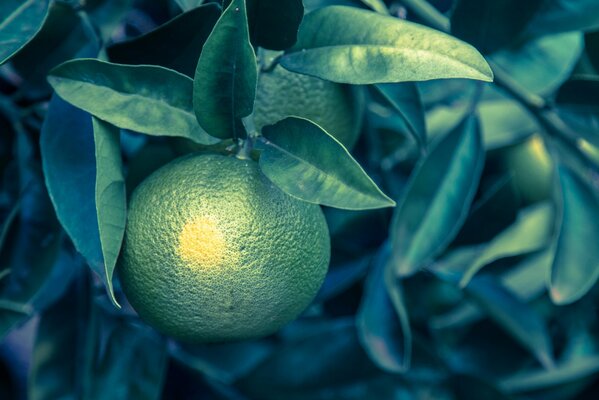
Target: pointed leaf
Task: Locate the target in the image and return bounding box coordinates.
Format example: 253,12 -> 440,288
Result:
0,0 -> 49,65
40,96 -> 117,305
550,166 -> 599,305
465,276 -> 554,369
259,117 -> 395,210
107,4 -> 220,77
246,0 -> 304,50
92,118 -> 126,307
357,243 -> 411,373
48,59 -> 217,145
390,116 -> 485,276
280,6 -> 493,84
193,0 -> 257,139
460,203 -> 555,287
525,0 -> 599,37
491,31 -> 583,96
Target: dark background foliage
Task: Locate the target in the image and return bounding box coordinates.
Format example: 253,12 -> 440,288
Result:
2,0 -> 599,399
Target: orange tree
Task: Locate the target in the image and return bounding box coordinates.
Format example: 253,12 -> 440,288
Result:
1,0 -> 599,398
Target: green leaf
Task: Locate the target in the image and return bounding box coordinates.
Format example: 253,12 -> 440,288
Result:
390,116 -> 485,277
92,118 -> 125,308
464,276 -> 554,369
107,4 -> 220,77
525,0 -> 599,37
554,77 -> 599,148
373,83 -> 426,148
450,0 -> 544,54
10,2 -> 97,99
40,96 -> 119,306
460,202 -> 555,287
259,117 -> 395,210
500,357 -> 599,393
84,0 -> 133,42
478,99 -> 538,150
550,166 -> 599,305
48,59 -> 217,145
193,0 -> 257,139
246,0 -> 304,50
0,0 -> 49,65
491,31 -> 583,96
280,6 -> 493,84
357,244 -> 411,373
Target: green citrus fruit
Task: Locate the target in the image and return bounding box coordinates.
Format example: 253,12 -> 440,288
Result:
503,135 -> 553,204
119,153 -> 330,343
254,64 -> 363,149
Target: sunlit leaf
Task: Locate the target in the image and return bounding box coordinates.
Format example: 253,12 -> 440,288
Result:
48,59 -> 216,145
259,117 -> 395,210
281,6 -> 493,84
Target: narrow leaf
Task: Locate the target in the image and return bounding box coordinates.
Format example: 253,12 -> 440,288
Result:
550,166 -> 599,305
193,0 -> 257,139
107,4 -> 220,77
0,0 -> 49,65
359,0 -> 389,14
460,203 -> 555,287
357,243 -> 411,373
500,357 -> 599,393
465,276 -> 554,369
390,116 -> 485,277
48,59 -> 217,145
92,118 -> 126,308
259,117 -> 395,210
280,6 -> 493,84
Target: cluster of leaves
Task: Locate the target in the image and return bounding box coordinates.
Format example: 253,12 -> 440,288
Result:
1,0 -> 599,399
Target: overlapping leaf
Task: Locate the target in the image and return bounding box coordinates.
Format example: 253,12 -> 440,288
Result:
390,116 -> 484,277
48,59 -> 216,145
259,117 -> 395,210
0,0 -> 49,65
280,6 -> 493,84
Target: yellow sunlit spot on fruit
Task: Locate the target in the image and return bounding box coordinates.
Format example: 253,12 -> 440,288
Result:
177,216 -> 226,268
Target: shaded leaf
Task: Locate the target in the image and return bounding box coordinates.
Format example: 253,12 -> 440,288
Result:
451,374 -> 514,400
0,0 -> 49,65
450,0 -> 544,54
525,0 -> 599,37
373,82 -> 426,148
84,0 -> 133,42
48,59 -> 216,145
500,357 -> 599,393
92,118 -> 126,307
259,117 -> 395,210
247,0 -> 304,50
460,202 -> 555,287
40,96 -> 113,304
357,243 -> 411,373
281,6 -> 493,84
464,276 -> 554,369
193,0 -> 257,139
107,4 -> 220,77
174,0 -> 205,11
390,116 -> 484,276
491,31 -> 583,96
550,166 -> 599,305
10,2 -> 97,99
554,77 -> 599,148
